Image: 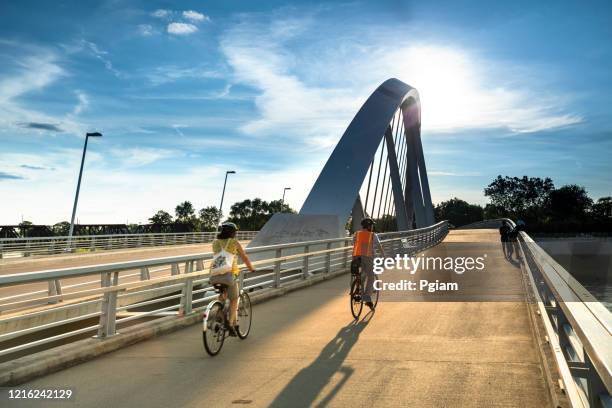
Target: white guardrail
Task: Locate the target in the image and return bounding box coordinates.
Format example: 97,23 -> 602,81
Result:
0,231 -> 259,259
0,222 -> 449,363
465,218 -> 612,408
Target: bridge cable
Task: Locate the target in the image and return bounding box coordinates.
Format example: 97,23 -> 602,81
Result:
376,124 -> 393,221
363,159 -> 374,217
369,135 -> 386,218
384,109 -> 403,222
398,112 -> 409,193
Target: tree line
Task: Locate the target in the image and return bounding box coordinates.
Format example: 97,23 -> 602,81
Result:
149,198 -> 295,232
15,175 -> 610,236
435,175 -> 612,233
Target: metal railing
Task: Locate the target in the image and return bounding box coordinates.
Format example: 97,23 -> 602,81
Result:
484,218 -> 612,408
0,231 -> 258,259
0,221 -> 449,362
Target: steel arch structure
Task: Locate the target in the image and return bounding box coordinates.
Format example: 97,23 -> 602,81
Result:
249,78 -> 434,247
300,78 -> 434,229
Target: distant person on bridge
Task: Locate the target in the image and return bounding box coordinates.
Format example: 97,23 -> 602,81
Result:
499,221 -> 513,259
508,220 -> 526,262
210,222 -> 255,336
351,217 -> 385,310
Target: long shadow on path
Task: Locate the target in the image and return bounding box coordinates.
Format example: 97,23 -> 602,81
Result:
269,313 -> 372,408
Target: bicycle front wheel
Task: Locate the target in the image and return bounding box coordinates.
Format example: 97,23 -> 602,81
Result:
237,291 -> 252,339
350,277 -> 363,319
203,302 -> 225,356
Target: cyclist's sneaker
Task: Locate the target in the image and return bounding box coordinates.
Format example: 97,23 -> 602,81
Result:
353,294 -> 362,302
365,301 -> 375,310
228,325 -> 238,337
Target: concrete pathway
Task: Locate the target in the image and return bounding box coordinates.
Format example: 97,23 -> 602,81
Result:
9,230 -> 551,407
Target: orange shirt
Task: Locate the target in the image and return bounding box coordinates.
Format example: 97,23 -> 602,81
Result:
352,230 -> 374,257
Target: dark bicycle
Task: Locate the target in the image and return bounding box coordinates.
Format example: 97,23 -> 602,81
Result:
349,258 -> 379,319
202,283 -> 252,356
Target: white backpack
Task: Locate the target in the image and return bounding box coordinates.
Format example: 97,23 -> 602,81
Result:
210,239 -> 235,276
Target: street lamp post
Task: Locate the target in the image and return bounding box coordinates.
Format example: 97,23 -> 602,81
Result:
218,170 -> 236,224
282,187 -> 291,209
68,132 -> 102,242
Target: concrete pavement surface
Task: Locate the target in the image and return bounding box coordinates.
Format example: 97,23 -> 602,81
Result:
5,230 -> 551,407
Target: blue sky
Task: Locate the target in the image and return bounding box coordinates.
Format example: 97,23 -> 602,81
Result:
1,0 -> 611,224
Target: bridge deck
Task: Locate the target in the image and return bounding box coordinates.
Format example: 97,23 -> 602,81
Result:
15,230 -> 551,407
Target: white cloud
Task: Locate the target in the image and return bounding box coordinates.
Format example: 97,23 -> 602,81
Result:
138,24 -> 155,36
145,65 -> 224,85
80,40 -> 123,78
0,49 -> 84,136
0,53 -> 63,102
151,9 -> 170,19
183,10 -> 209,23
171,124 -> 187,137
167,22 -> 198,35
0,148 -> 319,224
370,45 -> 582,133
110,147 -> 177,167
220,23 -> 360,148
72,91 -> 89,115
219,16 -> 582,146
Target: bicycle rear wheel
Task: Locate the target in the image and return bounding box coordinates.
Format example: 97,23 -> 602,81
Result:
372,285 -> 380,308
203,302 -> 225,356
350,277 -> 363,319
237,292 -> 252,339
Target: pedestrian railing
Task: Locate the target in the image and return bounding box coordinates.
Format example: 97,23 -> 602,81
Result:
0,231 -> 258,259
484,218 -> 612,408
0,221 -> 449,362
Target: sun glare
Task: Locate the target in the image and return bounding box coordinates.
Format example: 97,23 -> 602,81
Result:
393,46 -> 484,132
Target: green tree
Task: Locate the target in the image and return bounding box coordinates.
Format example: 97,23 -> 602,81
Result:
435,198 -> 484,227
175,201 -> 195,221
17,220 -> 33,237
373,214 -> 397,232
199,206 -> 222,231
52,221 -> 71,236
484,175 -> 554,222
545,185 -> 593,222
227,198 -> 296,230
149,210 -> 173,225
267,199 -> 295,214
483,203 -> 506,220
592,197 -> 612,219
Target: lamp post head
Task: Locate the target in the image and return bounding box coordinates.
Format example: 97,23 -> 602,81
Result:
284,187 -> 291,191
86,132 -> 102,137
227,170 -> 236,174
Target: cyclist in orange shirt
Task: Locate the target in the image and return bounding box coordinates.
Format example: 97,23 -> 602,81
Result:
351,218 -> 385,310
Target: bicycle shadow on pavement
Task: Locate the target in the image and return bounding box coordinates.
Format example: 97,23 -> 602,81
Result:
269,312 -> 373,408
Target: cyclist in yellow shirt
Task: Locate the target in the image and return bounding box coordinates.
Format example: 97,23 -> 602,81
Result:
211,222 -> 255,336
